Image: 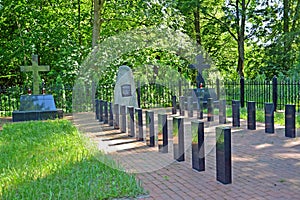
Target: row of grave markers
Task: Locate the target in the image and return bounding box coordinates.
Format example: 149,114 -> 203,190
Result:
176,96 -> 297,138
95,99 -> 232,184
95,97 -> 297,185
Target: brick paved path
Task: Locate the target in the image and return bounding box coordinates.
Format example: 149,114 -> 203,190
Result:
73,110 -> 300,200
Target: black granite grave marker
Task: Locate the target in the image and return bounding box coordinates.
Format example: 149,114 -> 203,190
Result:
95,99 -> 99,120
193,102 -> 198,111
216,126 -> 232,184
146,110 -> 155,147
172,96 -> 177,114
103,101 -> 108,124
120,105 -> 126,133
265,103 -> 274,133
109,102 -> 114,126
232,100 -> 240,127
191,121 -> 205,171
247,101 -> 256,130
207,98 -> 214,121
285,104 -> 296,138
113,104 -> 120,129
184,101 -> 188,111
219,100 -> 226,124
99,100 -> 104,122
158,113 -> 168,153
173,116 -> 185,162
197,97 -> 203,119
179,96 -> 185,116
135,108 -> 143,141
127,106 -> 135,137
187,97 -> 193,117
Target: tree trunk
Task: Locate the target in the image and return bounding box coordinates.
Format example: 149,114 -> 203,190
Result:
283,0 -> 290,71
78,0 -> 82,60
291,0 -> 300,32
193,5 -> 201,45
236,0 -> 246,77
92,0 -> 105,48
284,0 -> 289,34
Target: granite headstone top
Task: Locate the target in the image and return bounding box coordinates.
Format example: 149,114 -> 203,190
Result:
113,65 -> 138,108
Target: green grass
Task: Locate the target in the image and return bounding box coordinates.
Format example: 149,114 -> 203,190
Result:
0,120 -> 144,199
225,107 -> 300,128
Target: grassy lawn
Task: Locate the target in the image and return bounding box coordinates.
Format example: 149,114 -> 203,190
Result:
0,120 -> 144,199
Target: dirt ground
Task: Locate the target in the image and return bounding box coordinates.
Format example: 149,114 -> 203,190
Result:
0,117 -> 12,130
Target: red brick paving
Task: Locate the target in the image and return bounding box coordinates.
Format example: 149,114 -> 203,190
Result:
73,111 -> 300,200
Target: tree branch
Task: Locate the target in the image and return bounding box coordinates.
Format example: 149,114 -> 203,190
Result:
291,0 -> 300,32
246,0 -> 251,9
203,14 -> 238,42
100,17 -> 148,26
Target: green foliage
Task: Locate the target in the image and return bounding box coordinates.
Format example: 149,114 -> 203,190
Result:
0,0 -> 92,87
0,120 -> 144,199
1,0 -> 300,89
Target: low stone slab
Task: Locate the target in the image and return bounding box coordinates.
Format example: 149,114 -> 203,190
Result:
13,110 -> 63,122
13,94 -> 63,122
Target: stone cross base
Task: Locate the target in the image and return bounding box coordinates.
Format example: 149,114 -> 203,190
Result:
12,94 -> 63,122
12,110 -> 63,122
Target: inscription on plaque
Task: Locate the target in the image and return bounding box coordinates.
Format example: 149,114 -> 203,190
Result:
121,84 -> 132,97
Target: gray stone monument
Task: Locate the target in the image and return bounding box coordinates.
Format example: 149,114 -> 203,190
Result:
113,65 -> 138,108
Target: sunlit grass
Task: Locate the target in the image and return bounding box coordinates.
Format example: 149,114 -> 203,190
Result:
0,120 -> 144,199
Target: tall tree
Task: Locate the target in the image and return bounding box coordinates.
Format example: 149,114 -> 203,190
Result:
256,0 -> 300,77
193,1 -> 202,45
92,0 -> 105,48
176,0 -> 203,45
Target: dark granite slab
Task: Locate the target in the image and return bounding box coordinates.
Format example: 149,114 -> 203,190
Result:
19,95 -> 56,111
216,126 -> 232,184
146,110 -> 155,147
13,110 -> 63,122
191,120 -> 205,171
285,104 -> 296,138
12,95 -> 63,122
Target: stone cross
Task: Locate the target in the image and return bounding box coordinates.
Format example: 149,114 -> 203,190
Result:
20,55 -> 49,95
189,54 -> 210,87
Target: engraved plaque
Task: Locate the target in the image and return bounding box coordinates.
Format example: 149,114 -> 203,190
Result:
121,84 -> 132,97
